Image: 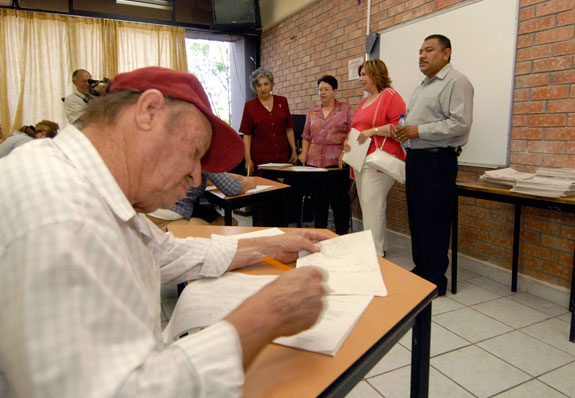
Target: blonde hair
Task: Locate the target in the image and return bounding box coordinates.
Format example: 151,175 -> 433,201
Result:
358,59 -> 392,92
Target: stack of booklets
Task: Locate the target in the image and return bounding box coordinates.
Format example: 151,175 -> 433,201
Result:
163,229 -> 385,357
511,174 -> 575,198
479,167 -> 534,187
535,167 -> 575,180
257,162 -> 293,169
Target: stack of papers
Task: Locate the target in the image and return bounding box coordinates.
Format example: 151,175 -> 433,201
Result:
163,229 -> 384,356
511,176 -> 575,198
535,167 -> 575,180
479,167 -> 534,187
208,185 -> 273,198
257,163 -> 293,169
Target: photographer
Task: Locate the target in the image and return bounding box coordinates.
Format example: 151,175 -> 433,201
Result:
63,69 -> 108,128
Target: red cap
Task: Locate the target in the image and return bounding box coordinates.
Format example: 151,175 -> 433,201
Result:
108,67 -> 243,173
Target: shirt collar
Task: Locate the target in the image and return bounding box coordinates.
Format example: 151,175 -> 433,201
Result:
423,63 -> 453,84
53,125 -> 137,224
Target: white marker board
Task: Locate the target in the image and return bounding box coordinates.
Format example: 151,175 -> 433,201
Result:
379,0 -> 519,167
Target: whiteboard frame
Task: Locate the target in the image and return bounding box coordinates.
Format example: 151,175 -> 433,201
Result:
378,0 -> 519,167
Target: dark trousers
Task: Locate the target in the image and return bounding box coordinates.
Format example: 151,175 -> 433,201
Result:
312,168 -> 350,235
406,148 -> 458,291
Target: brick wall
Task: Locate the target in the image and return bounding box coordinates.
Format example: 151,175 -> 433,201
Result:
261,0 -> 574,289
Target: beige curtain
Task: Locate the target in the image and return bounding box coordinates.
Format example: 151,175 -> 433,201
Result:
0,9 -> 188,139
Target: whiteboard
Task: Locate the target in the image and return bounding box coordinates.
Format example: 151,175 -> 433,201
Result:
379,0 -> 519,167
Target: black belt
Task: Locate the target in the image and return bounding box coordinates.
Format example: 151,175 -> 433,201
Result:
407,146 -> 462,156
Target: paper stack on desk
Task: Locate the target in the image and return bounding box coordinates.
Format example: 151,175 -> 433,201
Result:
511,176 -> 575,198
163,229 -> 384,356
479,167 -> 534,187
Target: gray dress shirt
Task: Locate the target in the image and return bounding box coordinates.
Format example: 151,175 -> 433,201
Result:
406,63 -> 474,149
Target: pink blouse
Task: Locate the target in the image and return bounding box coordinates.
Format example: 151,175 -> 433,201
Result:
302,100 -> 354,167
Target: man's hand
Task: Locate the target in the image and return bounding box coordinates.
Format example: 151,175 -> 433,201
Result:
230,230 -> 330,270
224,266 -> 326,367
393,125 -> 419,143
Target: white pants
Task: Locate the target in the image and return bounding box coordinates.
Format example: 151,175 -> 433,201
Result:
355,163 -> 396,256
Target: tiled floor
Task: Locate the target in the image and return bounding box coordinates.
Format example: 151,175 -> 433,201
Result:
161,214 -> 575,398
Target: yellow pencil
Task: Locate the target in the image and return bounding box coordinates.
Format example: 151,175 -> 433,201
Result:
260,255 -> 292,271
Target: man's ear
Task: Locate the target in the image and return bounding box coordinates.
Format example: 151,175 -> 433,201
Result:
134,89 -> 166,131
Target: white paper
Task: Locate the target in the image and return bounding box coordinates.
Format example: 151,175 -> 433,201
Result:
257,163 -> 293,169
209,185 -> 273,198
274,295 -> 373,356
214,227 -> 285,240
297,230 -> 387,297
162,273 -> 277,343
288,166 -> 328,172
342,128 -> 371,172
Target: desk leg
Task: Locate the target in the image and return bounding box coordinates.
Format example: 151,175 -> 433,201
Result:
451,194 -> 458,294
512,205 -> 521,292
570,245 -> 574,342
411,302 -> 432,398
224,208 -> 233,226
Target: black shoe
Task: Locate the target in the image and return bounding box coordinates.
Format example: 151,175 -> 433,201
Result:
437,284 -> 447,297
382,251 -> 386,258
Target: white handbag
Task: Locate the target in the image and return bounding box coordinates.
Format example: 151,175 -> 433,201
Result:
366,137 -> 406,184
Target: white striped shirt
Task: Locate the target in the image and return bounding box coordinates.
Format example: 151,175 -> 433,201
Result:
0,125 -> 244,397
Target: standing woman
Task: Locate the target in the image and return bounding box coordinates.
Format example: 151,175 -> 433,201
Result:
300,75 -> 354,235
240,67 -> 298,175
348,59 -> 406,257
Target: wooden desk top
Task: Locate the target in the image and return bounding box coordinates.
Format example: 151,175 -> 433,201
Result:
168,225 -> 437,397
206,176 -> 290,199
457,181 -> 575,206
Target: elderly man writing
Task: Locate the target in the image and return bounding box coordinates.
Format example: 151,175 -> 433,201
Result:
0,67 -> 328,397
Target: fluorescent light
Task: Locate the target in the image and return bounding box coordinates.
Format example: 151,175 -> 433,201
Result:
116,0 -> 171,10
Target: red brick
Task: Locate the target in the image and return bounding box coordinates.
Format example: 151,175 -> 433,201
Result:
558,252 -> 574,267
528,114 -> 566,126
541,234 -> 574,251
536,0 -> 575,17
522,242 -> 558,261
519,15 -> 556,34
520,228 -> 540,243
517,34 -> 534,49
548,99 -> 575,113
553,39 -> 575,55
543,154 -> 575,167
512,127 -> 544,140
511,139 -> 528,152
541,261 -> 571,279
524,216 -> 560,233
515,61 -> 532,75
513,115 -> 528,126
522,0 -> 550,6
533,56 -> 573,73
544,127 -> 575,140
531,85 -> 570,99
518,253 -> 542,269
527,140 -> 566,153
514,88 -> 530,101
476,242 -> 509,258
513,101 -> 546,114
516,45 -> 553,61
557,9 -> 575,25
535,26 -> 575,44
519,6 -> 536,20
568,141 -> 575,153
515,73 -> 550,88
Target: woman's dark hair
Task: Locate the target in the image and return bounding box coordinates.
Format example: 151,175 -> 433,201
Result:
19,125 -> 36,137
358,59 -> 392,92
317,75 -> 338,90
35,120 -> 60,138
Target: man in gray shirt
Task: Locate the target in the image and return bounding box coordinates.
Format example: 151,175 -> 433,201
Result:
393,34 -> 474,295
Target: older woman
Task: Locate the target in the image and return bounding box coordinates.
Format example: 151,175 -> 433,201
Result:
300,75 -> 354,235
348,59 -> 406,257
240,67 -> 297,175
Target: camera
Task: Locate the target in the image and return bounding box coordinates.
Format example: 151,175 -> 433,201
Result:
88,78 -> 110,96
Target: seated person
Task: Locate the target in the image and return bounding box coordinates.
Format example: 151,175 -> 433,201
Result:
0,125 -> 43,158
148,171 -> 258,229
34,120 -> 60,139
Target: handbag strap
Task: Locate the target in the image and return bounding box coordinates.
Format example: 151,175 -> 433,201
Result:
372,91 -> 387,150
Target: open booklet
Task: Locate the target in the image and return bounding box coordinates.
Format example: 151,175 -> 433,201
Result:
341,128 -> 371,172
163,229 -> 384,356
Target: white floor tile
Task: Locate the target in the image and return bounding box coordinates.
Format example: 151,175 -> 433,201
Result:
397,322 -> 470,357
472,297 -> 550,329
477,330 -> 574,376
466,276 -> 514,297
449,281 -> 502,306
507,292 -> 569,317
521,318 -> 575,356
558,312 -> 571,322
434,307 -> 512,343
432,296 -> 465,316
345,380 -> 382,398
455,267 -> 482,281
492,379 -> 568,398
538,361 -> 575,397
368,365 -> 475,398
431,345 -> 530,398
365,343 -> 412,377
